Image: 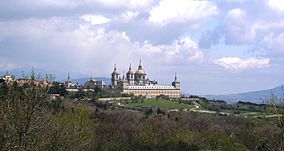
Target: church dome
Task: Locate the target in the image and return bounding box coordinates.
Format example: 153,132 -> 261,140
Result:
135,68 -> 146,75
127,70 -> 134,74
135,60 -> 146,75
127,64 -> 134,74
112,64 -> 120,75
112,70 -> 120,75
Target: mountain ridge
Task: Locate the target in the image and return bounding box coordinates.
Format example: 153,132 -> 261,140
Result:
203,85 -> 284,103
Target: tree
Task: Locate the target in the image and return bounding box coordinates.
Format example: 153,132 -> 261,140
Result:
48,82 -> 67,96
263,90 -> 284,150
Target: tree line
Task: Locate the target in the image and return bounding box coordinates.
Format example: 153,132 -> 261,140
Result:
0,79 -> 284,150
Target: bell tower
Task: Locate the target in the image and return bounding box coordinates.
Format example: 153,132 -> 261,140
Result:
126,63 -> 135,85
111,64 -> 120,87
172,73 -> 180,90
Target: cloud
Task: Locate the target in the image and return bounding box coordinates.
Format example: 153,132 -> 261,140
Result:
148,0 -> 217,26
221,8 -> 258,45
0,57 -> 18,71
214,57 -> 270,70
1,0 -> 284,94
95,0 -> 155,9
260,33 -> 284,58
140,36 -> 205,65
0,17 -> 204,77
119,11 -> 140,21
267,0 -> 284,12
81,15 -> 110,25
224,0 -> 248,2
199,30 -> 220,49
163,37 -> 204,63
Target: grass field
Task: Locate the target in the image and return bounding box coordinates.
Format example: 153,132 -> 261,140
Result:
116,98 -> 195,110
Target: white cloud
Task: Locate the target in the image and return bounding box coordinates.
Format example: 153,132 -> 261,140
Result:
214,57 -> 270,70
225,0 -> 248,2
261,33 -> 284,57
95,0 -> 154,9
119,11 -> 139,21
0,17 -> 205,76
148,0 -> 217,26
267,0 -> 284,12
141,37 -> 205,64
227,8 -> 245,17
221,8 -> 258,45
0,58 -> 17,71
81,15 -> 110,25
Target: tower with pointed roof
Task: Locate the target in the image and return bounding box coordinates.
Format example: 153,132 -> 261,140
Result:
134,60 -> 147,84
126,63 -> 135,85
111,64 -> 120,87
67,72 -> 70,82
172,73 -> 180,90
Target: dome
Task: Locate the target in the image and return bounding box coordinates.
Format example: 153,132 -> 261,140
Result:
112,64 -> 120,75
112,70 -> 120,75
127,70 -> 134,74
135,68 -> 146,75
135,60 -> 146,75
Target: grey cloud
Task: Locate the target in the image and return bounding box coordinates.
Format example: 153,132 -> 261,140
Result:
198,30 -> 221,49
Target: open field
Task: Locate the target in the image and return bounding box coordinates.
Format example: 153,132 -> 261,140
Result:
115,98 -> 195,110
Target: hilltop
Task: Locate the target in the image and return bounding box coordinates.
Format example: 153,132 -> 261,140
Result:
203,85 -> 283,103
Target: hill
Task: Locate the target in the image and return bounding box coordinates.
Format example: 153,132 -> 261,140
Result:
203,85 -> 284,103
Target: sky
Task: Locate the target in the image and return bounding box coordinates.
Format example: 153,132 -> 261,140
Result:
0,0 -> 284,95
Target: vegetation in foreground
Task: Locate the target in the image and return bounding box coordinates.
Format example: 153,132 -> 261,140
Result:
1,80 -> 284,150
115,98 -> 195,110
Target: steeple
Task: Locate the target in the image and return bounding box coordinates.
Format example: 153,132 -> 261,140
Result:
21,70 -> 25,79
114,64 -> 117,71
122,71 -> 125,80
172,73 -> 180,89
129,63 -> 132,71
67,72 -> 70,81
139,59 -> 142,68
111,64 -> 120,87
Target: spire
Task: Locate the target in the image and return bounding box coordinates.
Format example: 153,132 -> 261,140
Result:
174,73 -> 178,81
31,66 -> 35,81
114,64 -> 117,71
129,63 -> 132,71
138,59 -> 142,69
67,72 -> 70,81
122,71 -> 125,80
21,70 -> 25,78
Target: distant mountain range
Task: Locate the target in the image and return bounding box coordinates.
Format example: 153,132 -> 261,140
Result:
203,85 -> 284,103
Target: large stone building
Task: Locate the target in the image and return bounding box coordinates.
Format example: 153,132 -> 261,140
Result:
111,60 -> 180,98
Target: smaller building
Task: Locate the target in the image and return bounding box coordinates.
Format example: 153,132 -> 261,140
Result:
84,78 -> 97,89
65,73 -> 106,92
64,73 -> 79,89
0,72 -> 15,84
17,78 -> 31,86
96,80 -> 106,89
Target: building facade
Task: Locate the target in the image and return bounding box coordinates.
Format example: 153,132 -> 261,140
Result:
64,73 -> 106,92
111,60 -> 180,98
0,72 -> 15,84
